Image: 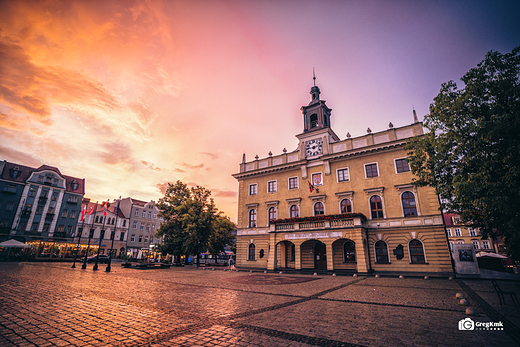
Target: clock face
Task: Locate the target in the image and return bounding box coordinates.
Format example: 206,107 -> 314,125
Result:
305,138 -> 323,157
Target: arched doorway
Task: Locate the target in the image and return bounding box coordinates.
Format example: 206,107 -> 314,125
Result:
314,241 -> 327,270
276,241 -> 296,269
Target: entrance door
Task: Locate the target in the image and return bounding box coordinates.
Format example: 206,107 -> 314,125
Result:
314,241 -> 327,270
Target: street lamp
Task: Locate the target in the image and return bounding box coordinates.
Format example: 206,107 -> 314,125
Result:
106,198 -> 121,272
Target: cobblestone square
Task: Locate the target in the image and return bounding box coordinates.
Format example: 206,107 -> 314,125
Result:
0,263 -> 518,346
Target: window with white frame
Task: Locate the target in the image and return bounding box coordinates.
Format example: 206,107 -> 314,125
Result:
472,240 -> 480,249
268,207 -> 277,223
267,180 -> 277,193
365,163 -> 379,178
481,240 -> 491,249
456,240 -> 464,244
469,228 -> 477,236
130,234 -> 135,242
401,191 -> 417,216
395,158 -> 410,173
140,223 -> 144,230
455,228 -> 462,237
248,209 -> 257,228
446,228 -> 452,237
314,202 -> 324,215
249,184 -> 257,196
340,199 -> 352,213
337,168 -> 350,182
135,209 -> 139,216
133,221 -> 137,229
288,177 -> 298,190
290,205 -> 299,218
370,195 -> 384,219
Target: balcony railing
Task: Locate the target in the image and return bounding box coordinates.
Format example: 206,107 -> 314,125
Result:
273,217 -> 359,232
45,213 -> 55,221
38,196 -> 48,205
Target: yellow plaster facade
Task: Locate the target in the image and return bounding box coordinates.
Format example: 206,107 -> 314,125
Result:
233,84 -> 453,275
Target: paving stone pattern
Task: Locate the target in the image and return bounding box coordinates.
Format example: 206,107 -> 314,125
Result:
0,263 -> 518,346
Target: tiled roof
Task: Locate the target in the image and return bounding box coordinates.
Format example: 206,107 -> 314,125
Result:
1,160 -> 85,194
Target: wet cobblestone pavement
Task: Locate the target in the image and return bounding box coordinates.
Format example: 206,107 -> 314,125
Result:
0,263 -> 519,346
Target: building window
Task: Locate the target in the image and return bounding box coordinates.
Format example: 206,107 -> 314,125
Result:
472,241 -> 480,249
61,210 -> 68,218
138,236 -> 142,243
133,221 -> 137,229
365,163 -> 379,178
288,177 -> 298,190
370,196 -> 384,219
290,205 -> 299,218
140,223 -> 144,230
146,223 -> 150,231
337,168 -> 350,182
67,226 -> 73,234
3,184 -> 17,193
142,211 -> 146,217
67,195 -> 78,203
41,223 -> 49,233
267,181 -> 277,193
28,187 -> 37,197
36,206 -> 43,215
481,240 -> 491,249
123,220 -> 126,227
375,240 -> 389,263
5,202 -> 14,211
148,212 -> 152,218
343,240 -> 356,262
269,207 -> 277,223
30,222 -> 39,232
446,228 -> 452,237
249,184 -> 257,196
51,192 -> 58,201
455,228 -> 462,237
70,211 -> 77,219
340,199 -> 352,213
469,228 -> 477,236
248,209 -> 257,228
401,191 -> 417,216
130,234 -> 135,242
449,241 -> 454,250
120,232 -> 125,241
395,158 -> 410,173
144,236 -> 148,244
248,243 -> 256,261
314,202 -> 324,215
456,240 -> 464,244
409,239 -> 425,264
57,224 -> 64,232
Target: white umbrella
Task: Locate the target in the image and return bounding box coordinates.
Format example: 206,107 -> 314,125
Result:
477,252 -> 507,259
137,250 -> 142,260
0,239 -> 29,248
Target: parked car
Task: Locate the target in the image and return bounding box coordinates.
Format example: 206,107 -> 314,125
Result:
86,254 -> 110,263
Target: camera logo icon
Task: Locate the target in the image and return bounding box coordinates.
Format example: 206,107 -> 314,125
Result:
459,317 -> 475,330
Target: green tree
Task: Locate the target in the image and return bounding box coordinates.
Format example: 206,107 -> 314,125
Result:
207,214 -> 236,262
156,180 -> 234,265
406,46 -> 520,260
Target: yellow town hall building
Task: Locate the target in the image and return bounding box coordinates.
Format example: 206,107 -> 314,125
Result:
232,82 -> 453,275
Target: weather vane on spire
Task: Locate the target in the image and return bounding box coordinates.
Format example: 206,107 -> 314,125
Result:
313,67 -> 316,86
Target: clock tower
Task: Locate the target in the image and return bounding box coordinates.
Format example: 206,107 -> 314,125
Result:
296,78 -> 340,159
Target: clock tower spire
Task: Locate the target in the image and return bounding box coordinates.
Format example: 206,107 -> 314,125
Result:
296,73 -> 340,159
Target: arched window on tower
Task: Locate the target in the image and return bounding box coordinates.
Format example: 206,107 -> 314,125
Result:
310,114 -> 318,128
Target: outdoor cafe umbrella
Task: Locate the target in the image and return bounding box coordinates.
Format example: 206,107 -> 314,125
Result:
0,239 -> 29,248
476,251 -> 507,259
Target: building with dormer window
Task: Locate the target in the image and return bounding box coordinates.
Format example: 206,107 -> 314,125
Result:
0,160 -> 85,245
232,81 -> 453,275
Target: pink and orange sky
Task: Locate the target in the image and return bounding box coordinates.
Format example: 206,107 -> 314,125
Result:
1,0 -> 518,221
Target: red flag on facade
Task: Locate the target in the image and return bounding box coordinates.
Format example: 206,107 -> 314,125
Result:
87,202 -> 97,216
308,181 -> 314,193
81,204 -> 86,221
102,201 -> 108,216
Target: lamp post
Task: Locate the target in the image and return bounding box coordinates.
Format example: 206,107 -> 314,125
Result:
93,201 -> 108,271
71,216 -> 86,268
82,202 -> 97,270
106,198 -> 120,272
